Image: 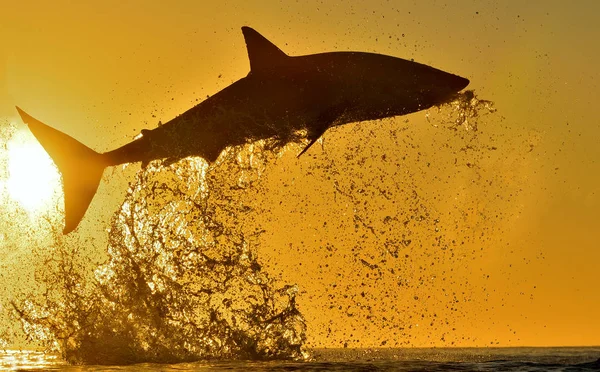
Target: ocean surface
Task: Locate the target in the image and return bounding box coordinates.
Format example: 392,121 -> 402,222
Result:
2,347 -> 600,371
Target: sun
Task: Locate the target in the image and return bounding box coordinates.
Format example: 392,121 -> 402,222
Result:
6,129 -> 61,213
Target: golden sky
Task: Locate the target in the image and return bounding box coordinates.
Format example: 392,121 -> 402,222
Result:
1,0 -> 600,348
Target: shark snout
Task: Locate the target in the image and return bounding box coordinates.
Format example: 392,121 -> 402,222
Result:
452,75 -> 470,92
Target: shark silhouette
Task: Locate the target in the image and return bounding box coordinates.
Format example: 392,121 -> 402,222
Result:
16,27 -> 469,234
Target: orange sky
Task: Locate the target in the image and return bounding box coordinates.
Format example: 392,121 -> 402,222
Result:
1,0 -> 600,348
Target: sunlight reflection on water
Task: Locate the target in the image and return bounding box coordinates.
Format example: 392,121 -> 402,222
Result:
0,350 -> 66,370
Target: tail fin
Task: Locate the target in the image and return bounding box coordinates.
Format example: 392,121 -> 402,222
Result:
15,107 -> 107,234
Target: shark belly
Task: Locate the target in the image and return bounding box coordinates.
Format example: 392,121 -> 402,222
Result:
142,76 -> 331,164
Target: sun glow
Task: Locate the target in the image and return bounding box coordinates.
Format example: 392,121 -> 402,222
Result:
6,129 -> 61,213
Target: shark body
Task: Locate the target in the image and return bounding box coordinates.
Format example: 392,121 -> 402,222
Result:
16,27 -> 469,234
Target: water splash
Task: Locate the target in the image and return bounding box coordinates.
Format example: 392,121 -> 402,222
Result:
7,90 -> 528,361
438,90 -> 497,132
11,144 -> 306,365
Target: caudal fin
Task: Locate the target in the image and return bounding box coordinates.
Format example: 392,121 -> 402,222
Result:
15,107 -> 107,234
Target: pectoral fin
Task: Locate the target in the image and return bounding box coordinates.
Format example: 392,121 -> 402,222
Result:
297,134 -> 324,157
297,110 -> 342,157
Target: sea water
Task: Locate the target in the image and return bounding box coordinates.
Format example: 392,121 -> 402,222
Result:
2,347 -> 600,371
4,93 -> 580,369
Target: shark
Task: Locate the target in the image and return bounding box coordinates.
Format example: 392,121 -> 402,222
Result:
16,26 -> 469,234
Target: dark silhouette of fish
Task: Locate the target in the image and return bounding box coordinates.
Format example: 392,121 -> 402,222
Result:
16,27 -> 469,234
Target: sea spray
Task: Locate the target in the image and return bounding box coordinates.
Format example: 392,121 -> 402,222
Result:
12,143 -> 307,364
7,90 -> 530,360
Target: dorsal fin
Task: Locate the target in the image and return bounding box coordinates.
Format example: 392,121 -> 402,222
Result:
241,27 -> 288,73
